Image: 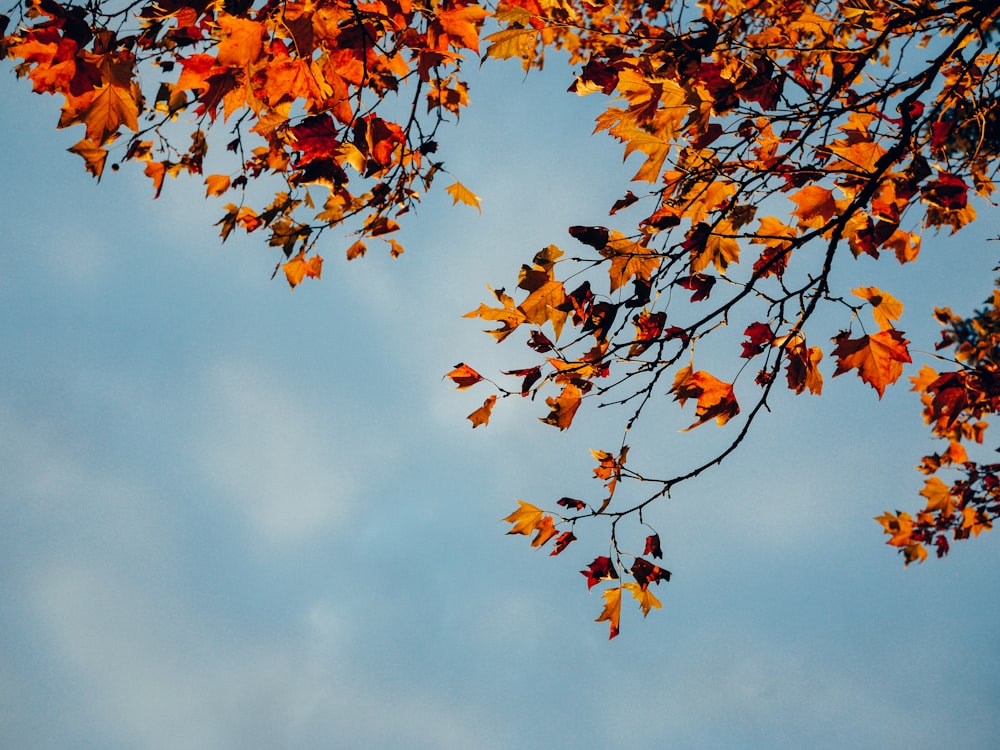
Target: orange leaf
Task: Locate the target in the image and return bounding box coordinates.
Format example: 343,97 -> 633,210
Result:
467,395 -> 496,428
205,174 -> 231,197
282,251 -> 323,288
832,329 -> 911,397
790,185 -> 837,227
919,476 -> 955,517
518,279 -> 567,338
503,500 -> 546,536
436,5 -> 490,52
67,138 -> 108,179
346,239 -> 367,260
539,384 -> 582,430
529,515 -> 558,547
852,286 -> 903,331
446,363 -> 483,389
595,586 -> 622,639
670,366 -> 740,429
215,14 -> 265,67
76,83 -> 139,145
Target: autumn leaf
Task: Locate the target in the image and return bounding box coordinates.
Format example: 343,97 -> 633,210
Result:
75,83 -> 140,145
852,286 -> 903,331
624,582 -> 662,617
919,476 -> 955,517
581,556 -> 618,590
445,363 -> 483,389
832,329 -> 911,397
215,14 -> 265,67
539,384 -> 582,430
467,395 -> 496,428
282,251 -> 323,288
205,174 -> 231,197
67,138 -> 108,179
550,531 -> 576,556
503,500 -> 546,536
435,5 -> 490,52
445,180 -> 482,213
670,365 -> 740,429
595,586 -> 622,639
790,185 -> 837,227
630,557 -> 670,589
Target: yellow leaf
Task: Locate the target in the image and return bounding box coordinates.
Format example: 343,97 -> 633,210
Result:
445,180 -> 482,213
595,586 -> 622,639
503,500 -> 545,536
852,286 -> 903,330
920,476 -> 955,517
519,279 -> 567,338
690,218 -> 740,273
484,27 -> 538,61
624,582 -> 662,617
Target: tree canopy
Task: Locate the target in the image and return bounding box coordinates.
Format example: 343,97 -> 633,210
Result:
3,0 -> 999,637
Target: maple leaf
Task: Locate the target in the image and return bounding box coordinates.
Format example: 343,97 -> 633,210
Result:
550,531 -> 577,556
73,83 -> 140,145
581,556 -> 619,589
790,185 -> 837,228
467,395 -> 496,428
484,27 -> 538,62
519,280 -> 567,338
785,343 -> 824,395
445,181 -> 482,213
875,510 -> 915,547
282,251 -> 323,288
644,534 -> 663,559
503,366 -> 542,396
832,329 -> 912,398
539,384 -> 582,430
741,322 -> 774,358
624,582 -> 662,617
630,557 -> 671,589
445,363 -> 483,389
205,174 -> 231,197
504,500 -> 547,536
67,138 -> 107,179
595,586 -> 622,639
852,286 -> 903,331
919,476 -> 955,518
961,506 -> 992,537
215,14 -> 265,67
435,5 -> 490,53
671,365 -> 740,429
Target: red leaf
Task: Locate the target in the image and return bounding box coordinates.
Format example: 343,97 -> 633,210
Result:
581,556 -> 619,590
445,363 -> 483,389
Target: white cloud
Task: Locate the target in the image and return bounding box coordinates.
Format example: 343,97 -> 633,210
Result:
193,361 -> 362,548
28,565 -> 500,750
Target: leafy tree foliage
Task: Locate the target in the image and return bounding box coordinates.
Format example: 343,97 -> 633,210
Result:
4,0 -> 1000,637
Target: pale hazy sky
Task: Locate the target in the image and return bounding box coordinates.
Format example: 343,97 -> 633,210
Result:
1,43 -> 999,750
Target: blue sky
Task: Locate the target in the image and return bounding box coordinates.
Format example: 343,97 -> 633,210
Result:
2,47 -> 1000,749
